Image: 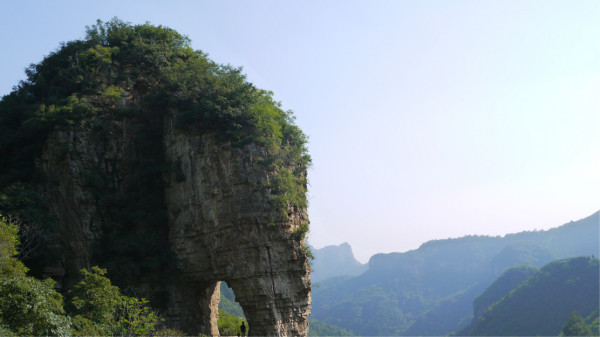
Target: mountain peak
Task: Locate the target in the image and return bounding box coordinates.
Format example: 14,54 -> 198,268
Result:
310,243 -> 367,283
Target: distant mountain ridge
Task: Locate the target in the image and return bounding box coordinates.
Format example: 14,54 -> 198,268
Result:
311,211 -> 599,336
309,243 -> 367,283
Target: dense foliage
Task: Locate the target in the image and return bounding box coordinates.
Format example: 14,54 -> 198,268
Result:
66,266 -> 161,336
0,18 -> 311,290
0,216 -> 28,278
0,275 -> 71,336
0,216 -> 170,336
0,17 -> 310,198
217,310 -> 246,336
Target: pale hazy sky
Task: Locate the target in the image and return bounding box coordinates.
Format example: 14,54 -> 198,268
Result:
1,1 -> 599,262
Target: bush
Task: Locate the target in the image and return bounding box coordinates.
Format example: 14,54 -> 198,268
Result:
67,266 -> 161,336
115,296 -> 161,336
66,266 -> 121,334
0,276 -> 71,336
218,310 -> 245,336
0,216 -> 28,278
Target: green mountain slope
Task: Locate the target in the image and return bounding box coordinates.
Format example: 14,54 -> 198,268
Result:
403,282 -> 487,336
219,282 -> 245,319
311,211 -> 599,336
407,265 -> 538,336
472,264 -> 539,320
464,256 -> 599,336
454,265 -> 539,335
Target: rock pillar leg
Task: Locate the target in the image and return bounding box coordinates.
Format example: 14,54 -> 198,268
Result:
167,280 -> 221,335
229,274 -> 310,336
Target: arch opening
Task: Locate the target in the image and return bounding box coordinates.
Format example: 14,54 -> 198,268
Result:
217,281 -> 249,336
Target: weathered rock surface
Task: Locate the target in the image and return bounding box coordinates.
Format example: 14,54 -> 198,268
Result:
35,106 -> 311,335
37,118 -> 147,290
162,111 -> 311,335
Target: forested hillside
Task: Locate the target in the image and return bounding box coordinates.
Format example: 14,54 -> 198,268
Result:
311,211 -> 599,335
472,265 -> 539,316
461,256 -> 599,336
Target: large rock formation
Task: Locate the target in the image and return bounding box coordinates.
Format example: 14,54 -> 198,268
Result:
33,103 -> 311,335
0,20 -> 311,336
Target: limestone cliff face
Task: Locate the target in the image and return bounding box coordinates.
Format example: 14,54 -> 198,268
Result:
34,106 -> 311,335
163,112 -> 311,335
37,118 -> 147,290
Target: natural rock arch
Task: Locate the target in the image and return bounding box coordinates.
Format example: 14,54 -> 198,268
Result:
37,113 -> 311,336
162,115 -> 311,335
1,19 -> 311,336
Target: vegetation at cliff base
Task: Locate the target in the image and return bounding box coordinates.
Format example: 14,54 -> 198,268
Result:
0,216 -> 171,336
217,310 -> 246,336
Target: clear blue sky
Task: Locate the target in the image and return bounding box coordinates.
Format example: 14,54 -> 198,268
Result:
2,1 -> 599,262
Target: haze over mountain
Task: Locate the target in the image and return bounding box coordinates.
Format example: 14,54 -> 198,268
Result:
309,243 -> 367,283
311,211 -> 599,335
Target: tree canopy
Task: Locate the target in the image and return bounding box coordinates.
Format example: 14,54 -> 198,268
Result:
1,17 -> 309,203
